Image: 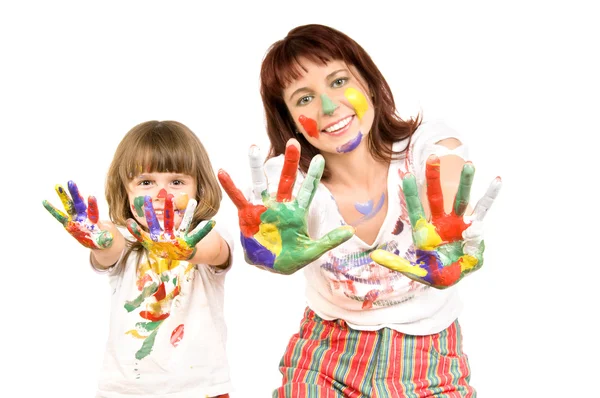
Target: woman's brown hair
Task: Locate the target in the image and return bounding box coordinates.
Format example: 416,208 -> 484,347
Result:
105,120 -> 222,261
260,24 -> 421,180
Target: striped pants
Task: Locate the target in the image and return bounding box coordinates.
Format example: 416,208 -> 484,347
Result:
273,308 -> 474,397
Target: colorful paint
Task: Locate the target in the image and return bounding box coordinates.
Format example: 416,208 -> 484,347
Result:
298,115 -> 319,138
124,254 -> 190,360
43,180 -> 113,249
320,93 -> 338,115
218,146 -> 354,275
336,132 -> 363,153
345,87 -> 369,119
370,158 -> 501,289
351,192 -> 385,226
126,197 -> 215,261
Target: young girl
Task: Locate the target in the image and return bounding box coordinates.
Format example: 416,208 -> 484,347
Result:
43,120 -> 232,398
218,25 -> 500,397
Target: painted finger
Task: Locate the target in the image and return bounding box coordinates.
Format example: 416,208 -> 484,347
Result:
218,169 -> 251,210
370,249 -> 427,277
297,154 -> 325,210
425,156 -> 444,218
143,196 -> 161,240
186,219 -> 216,247
163,194 -> 175,238
277,144 -> 300,202
68,181 -> 88,222
126,218 -> 145,243
302,225 -> 354,262
472,177 -> 502,221
177,198 -> 197,235
88,196 -> 99,224
249,145 -> 267,198
42,200 -> 68,225
453,162 -> 475,216
55,184 -> 75,217
402,174 -> 426,227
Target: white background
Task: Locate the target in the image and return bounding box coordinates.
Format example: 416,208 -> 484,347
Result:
1,1 -> 598,397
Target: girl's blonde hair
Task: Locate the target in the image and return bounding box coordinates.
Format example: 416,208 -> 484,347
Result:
105,120 -> 222,260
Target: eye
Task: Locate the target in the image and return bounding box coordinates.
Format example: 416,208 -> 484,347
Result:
297,95 -> 314,106
139,180 -> 153,186
172,180 -> 184,186
331,77 -> 348,88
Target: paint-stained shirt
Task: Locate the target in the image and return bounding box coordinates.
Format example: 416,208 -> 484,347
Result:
94,225 -> 233,398
253,120 -> 470,335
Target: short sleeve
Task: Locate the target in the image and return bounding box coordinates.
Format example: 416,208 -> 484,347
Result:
409,120 -> 470,184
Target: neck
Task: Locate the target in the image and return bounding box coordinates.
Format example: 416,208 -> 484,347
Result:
321,143 -> 389,190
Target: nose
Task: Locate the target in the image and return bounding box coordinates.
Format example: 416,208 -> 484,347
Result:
157,188 -> 168,200
320,93 -> 338,116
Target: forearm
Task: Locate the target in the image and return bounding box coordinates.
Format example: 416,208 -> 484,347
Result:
91,231 -> 126,270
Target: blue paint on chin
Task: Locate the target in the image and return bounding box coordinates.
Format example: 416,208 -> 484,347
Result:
240,233 -> 275,268
336,132 -> 363,153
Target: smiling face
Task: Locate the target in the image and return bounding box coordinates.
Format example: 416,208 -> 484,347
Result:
126,172 -> 197,230
283,58 -> 375,155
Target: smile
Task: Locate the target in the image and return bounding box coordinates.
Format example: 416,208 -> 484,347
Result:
323,115 -> 353,136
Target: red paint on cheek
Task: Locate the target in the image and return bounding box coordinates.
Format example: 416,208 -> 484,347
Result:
299,115 -> 319,138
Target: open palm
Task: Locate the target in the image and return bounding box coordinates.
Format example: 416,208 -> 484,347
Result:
43,180 -> 113,249
371,156 -> 501,289
126,194 -> 214,261
218,143 -> 354,275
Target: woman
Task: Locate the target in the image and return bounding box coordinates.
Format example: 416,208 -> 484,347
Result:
219,24 -> 500,397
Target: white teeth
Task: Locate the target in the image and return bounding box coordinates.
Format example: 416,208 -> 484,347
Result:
155,210 -> 163,215
324,116 -> 352,133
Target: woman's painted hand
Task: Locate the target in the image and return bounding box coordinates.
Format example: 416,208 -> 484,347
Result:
371,156 -> 502,288
218,142 -> 354,275
43,180 -> 113,249
126,195 -> 214,261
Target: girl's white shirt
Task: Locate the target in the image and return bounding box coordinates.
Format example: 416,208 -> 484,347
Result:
93,224 -> 233,398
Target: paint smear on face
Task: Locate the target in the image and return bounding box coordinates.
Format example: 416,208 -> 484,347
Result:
174,192 -> 189,211
133,196 -> 145,217
345,88 -> 369,119
336,132 -> 363,153
299,115 -> 319,138
157,188 -> 168,199
320,93 -> 338,115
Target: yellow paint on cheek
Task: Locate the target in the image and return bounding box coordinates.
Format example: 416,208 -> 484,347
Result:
254,223 -> 282,256
413,218 -> 443,250
174,193 -> 189,210
345,88 -> 369,120
459,255 -> 478,271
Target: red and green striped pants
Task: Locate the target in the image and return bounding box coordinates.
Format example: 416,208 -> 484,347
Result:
273,308 -> 475,397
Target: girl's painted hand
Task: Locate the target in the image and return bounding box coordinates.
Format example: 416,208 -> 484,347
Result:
371,156 -> 502,289
43,181 -> 113,249
126,195 -> 215,261
218,142 -> 354,275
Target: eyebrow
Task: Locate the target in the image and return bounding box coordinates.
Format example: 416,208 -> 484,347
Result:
287,68 -> 348,101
